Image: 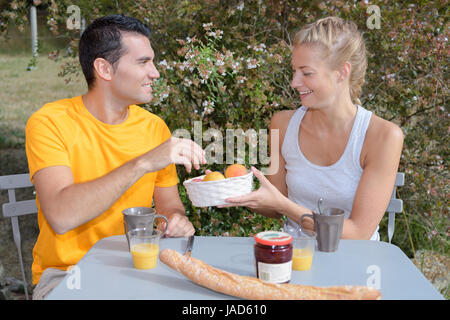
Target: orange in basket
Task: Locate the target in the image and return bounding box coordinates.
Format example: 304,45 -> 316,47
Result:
183,168 -> 253,207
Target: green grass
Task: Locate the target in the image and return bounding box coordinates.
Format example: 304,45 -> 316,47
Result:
0,9 -> 84,150
0,54 -> 86,149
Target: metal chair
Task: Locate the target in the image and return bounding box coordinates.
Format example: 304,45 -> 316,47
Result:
0,173 -> 37,300
386,172 -> 405,243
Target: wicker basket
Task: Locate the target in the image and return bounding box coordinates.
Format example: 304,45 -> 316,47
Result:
183,172 -> 254,207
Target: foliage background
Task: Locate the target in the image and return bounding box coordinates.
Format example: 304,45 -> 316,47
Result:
0,0 -> 448,283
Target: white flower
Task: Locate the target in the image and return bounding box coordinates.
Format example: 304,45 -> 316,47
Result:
183,78 -> 192,86
178,61 -> 190,71
237,2 -> 244,11
202,100 -> 215,107
159,60 -> 173,70
203,106 -> 214,116
246,58 -> 259,69
159,93 -> 169,101
201,100 -> 215,116
185,51 -> 195,60
237,76 -> 247,84
216,60 -> 225,66
207,29 -> 223,39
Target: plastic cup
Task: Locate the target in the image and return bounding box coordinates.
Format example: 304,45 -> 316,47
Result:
292,232 -> 316,271
122,207 -> 168,250
128,228 -> 162,270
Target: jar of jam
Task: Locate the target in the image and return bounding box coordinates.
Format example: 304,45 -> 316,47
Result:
254,231 -> 293,284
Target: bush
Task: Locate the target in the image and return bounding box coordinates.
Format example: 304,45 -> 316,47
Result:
2,1 -> 448,256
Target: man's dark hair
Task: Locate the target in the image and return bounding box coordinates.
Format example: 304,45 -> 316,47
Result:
79,14 -> 151,89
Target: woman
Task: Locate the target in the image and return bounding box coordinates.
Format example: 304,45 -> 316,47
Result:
220,17 -> 404,240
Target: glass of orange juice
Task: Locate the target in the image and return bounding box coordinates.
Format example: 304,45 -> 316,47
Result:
128,228 -> 162,270
292,232 -> 316,271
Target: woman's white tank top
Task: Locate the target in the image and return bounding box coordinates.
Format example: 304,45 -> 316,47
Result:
281,105 -> 380,241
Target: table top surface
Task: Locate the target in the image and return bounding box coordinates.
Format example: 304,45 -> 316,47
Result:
46,235 -> 444,300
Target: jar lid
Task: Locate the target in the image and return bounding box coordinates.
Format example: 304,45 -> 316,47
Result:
254,231 -> 293,246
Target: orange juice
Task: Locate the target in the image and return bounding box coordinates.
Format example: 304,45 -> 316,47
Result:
292,248 -> 313,271
130,243 -> 159,269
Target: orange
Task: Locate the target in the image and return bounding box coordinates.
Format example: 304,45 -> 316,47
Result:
203,171 -> 226,181
225,164 -> 247,178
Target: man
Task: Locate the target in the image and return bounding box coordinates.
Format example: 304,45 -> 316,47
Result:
25,14 -> 205,299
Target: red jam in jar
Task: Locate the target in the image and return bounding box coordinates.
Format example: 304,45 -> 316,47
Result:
254,231 -> 293,284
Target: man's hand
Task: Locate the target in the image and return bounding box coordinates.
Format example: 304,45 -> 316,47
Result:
153,185 -> 195,238
138,137 -> 206,174
158,213 -> 195,238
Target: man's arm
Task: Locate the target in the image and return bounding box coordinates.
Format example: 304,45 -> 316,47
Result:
33,137 -> 205,234
153,185 -> 195,237
34,159 -> 143,234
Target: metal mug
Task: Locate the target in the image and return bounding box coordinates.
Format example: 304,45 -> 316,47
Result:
299,208 -> 345,252
122,207 -> 169,249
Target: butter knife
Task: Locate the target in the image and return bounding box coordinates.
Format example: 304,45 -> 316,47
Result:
185,235 -> 195,257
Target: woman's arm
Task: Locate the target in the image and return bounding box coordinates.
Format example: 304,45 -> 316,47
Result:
340,118 -> 404,239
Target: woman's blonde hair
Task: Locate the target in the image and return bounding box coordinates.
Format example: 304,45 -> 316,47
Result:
293,17 -> 367,105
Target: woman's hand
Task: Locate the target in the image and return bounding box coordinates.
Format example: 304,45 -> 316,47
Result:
218,166 -> 285,212
300,216 -> 315,233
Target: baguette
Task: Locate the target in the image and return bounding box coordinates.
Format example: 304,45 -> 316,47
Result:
159,249 -> 381,300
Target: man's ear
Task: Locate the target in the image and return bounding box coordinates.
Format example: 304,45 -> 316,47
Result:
337,61 -> 351,83
92,58 -> 114,82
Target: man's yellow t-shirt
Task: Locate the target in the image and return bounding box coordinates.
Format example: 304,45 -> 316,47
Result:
25,96 -> 178,285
